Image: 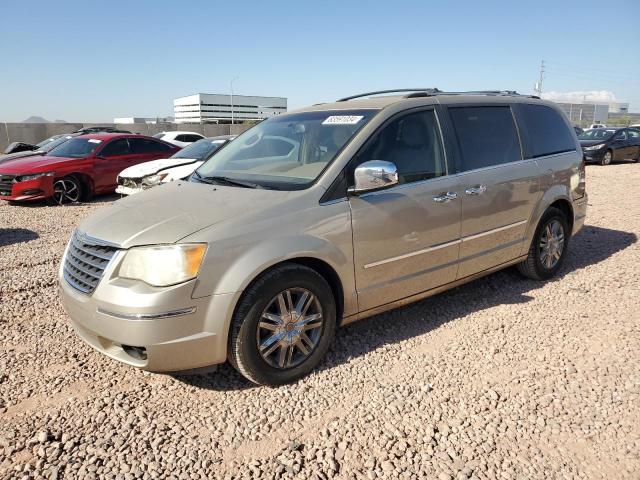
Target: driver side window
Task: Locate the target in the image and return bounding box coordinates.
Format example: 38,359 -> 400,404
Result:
100,139 -> 131,157
613,130 -> 627,141
354,110 -> 446,184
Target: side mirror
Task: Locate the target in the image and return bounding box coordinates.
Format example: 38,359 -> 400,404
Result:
348,160 -> 399,194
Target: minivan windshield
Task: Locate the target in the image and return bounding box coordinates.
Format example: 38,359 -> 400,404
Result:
48,138 -> 102,158
193,110 -> 377,190
578,129 -> 616,140
172,138 -> 228,160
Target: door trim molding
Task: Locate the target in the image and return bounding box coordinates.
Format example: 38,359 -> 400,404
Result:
363,219 -> 528,269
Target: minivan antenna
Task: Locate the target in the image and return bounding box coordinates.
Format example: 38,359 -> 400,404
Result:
534,60 -> 545,97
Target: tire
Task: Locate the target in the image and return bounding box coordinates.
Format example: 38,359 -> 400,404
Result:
517,207 -> 570,281
50,175 -> 82,205
228,263 -> 337,386
600,149 -> 613,166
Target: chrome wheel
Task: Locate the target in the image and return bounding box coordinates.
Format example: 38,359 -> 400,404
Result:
539,219 -> 565,269
602,150 -> 612,165
53,178 -> 80,204
257,288 -> 324,369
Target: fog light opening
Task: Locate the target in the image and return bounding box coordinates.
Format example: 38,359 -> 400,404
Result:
122,345 -> 147,360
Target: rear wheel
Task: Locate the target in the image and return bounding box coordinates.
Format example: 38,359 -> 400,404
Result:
228,264 -> 336,386
517,207 -> 570,281
51,176 -> 82,205
600,149 -> 613,166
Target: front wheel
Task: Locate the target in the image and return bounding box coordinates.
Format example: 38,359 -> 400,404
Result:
517,207 -> 570,281
51,176 -> 82,205
600,149 -> 613,166
228,264 -> 337,386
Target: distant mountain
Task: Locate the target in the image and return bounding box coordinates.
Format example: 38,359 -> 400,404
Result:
53,119 -> 68,123
22,116 -> 49,123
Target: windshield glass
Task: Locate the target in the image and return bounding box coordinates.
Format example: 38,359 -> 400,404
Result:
172,138 -> 228,160
48,138 -> 102,158
579,129 -> 616,140
193,110 -> 377,190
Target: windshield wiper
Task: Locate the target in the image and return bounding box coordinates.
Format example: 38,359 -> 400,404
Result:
201,175 -> 264,189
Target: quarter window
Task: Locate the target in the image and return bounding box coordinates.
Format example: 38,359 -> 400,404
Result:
518,104 -> 576,158
355,110 -> 446,184
449,106 -> 521,171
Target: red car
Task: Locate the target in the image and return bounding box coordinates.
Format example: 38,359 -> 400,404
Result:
0,133 -> 180,204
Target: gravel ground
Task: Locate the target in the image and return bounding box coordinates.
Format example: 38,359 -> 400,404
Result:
1,164 -> 639,480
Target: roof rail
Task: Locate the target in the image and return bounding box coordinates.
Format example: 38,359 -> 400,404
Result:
337,88 -> 441,102
405,90 -> 540,99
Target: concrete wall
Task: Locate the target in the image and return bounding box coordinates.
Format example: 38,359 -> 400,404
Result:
0,122 -> 253,153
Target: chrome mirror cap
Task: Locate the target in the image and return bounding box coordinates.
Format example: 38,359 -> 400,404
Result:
349,160 -> 399,194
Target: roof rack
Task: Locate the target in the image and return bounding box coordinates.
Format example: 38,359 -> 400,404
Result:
337,89 -> 540,102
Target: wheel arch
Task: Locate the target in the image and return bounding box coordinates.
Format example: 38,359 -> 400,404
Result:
64,172 -> 95,199
522,187 -> 575,256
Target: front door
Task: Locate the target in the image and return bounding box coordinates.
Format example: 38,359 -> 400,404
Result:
94,138 -> 133,191
349,109 -> 462,312
446,105 -> 540,279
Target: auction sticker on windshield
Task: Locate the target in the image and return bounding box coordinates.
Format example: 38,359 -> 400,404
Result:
88,139 -> 102,143
322,115 -> 364,125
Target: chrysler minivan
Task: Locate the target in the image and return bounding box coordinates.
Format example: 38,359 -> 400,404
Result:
59,89 -> 587,385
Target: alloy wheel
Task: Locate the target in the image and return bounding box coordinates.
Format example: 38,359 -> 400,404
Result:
53,178 -> 80,204
539,219 -> 565,269
256,288 -> 324,369
603,151 -> 612,165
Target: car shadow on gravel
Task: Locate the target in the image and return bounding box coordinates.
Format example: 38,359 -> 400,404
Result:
4,193 -> 119,208
176,224 -> 637,391
0,228 -> 39,247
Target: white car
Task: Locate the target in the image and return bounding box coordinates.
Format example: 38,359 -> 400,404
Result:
116,135 -> 235,195
152,131 -> 205,148
588,124 -> 607,129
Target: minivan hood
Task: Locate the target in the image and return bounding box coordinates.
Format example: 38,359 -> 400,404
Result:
78,180 -> 293,248
119,157 -> 198,178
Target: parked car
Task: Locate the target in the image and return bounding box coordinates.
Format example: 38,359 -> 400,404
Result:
0,133 -> 179,204
116,135 -> 235,195
152,131 -> 205,148
579,127 -> 640,165
0,134 -> 80,164
573,126 -> 583,136
588,124 -> 607,129
75,126 -> 132,134
59,89 -> 587,385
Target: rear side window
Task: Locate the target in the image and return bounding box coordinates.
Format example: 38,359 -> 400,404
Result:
449,106 -> 521,171
518,104 -> 576,158
130,138 -> 174,153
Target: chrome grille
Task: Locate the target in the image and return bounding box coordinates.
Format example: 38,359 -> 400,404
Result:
63,230 -> 118,294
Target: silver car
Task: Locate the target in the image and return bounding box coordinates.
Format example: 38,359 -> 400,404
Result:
59,89 -> 587,385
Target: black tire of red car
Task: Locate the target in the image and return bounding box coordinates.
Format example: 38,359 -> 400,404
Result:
600,149 -> 613,166
50,175 -> 83,205
228,263 -> 337,386
517,207 -> 570,281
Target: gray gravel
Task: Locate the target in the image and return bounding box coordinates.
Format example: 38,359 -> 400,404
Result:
1,164 -> 639,479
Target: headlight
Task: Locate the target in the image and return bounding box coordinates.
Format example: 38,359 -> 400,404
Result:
141,173 -> 168,187
583,143 -> 606,151
16,171 -> 54,182
119,244 -> 207,286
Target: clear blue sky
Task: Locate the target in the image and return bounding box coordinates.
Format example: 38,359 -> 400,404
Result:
1,0 -> 638,122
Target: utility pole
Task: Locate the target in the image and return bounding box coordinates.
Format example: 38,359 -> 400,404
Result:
230,76 -> 239,125
534,60 -> 545,97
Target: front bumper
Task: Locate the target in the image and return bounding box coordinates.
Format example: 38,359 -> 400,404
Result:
582,149 -> 606,163
0,176 -> 54,201
59,255 -> 240,372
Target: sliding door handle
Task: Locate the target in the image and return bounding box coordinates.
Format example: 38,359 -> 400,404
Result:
465,185 -> 487,195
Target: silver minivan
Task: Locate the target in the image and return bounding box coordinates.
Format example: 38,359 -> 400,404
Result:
59,89 -> 587,385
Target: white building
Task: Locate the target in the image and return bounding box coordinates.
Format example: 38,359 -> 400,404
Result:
173,93 -> 287,124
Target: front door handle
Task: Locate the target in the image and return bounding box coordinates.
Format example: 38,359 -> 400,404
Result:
465,185 -> 487,195
433,191 -> 458,203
